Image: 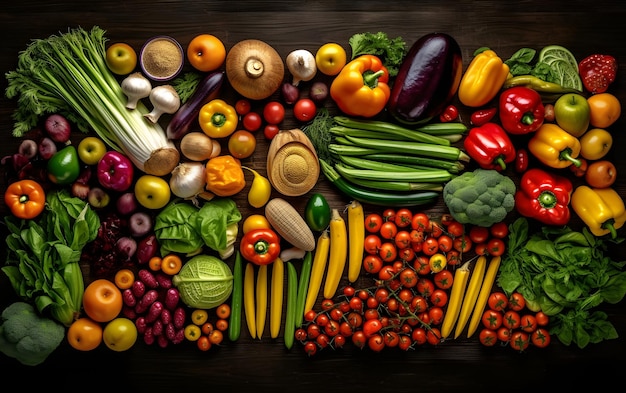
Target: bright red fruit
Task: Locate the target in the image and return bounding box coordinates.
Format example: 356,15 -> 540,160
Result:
578,54 -> 617,94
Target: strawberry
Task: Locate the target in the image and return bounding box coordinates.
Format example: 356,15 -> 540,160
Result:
578,54 -> 617,94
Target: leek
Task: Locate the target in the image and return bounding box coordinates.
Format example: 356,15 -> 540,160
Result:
5,26 -> 179,176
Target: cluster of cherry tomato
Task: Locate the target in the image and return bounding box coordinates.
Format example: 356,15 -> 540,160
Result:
362,209 -> 509,280
478,291 -> 551,351
183,304 -> 231,351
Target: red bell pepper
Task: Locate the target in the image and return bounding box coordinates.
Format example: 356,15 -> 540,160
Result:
498,86 -> 545,134
515,168 -> 573,226
240,228 -> 281,265
463,122 -> 516,171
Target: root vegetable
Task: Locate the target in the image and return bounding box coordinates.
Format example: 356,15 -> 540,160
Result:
116,192 -> 138,216
138,269 -> 159,289
180,132 -> 221,162
18,139 -> 38,159
45,113 -> 72,144
116,236 -> 137,261
129,211 -> 153,238
286,49 -> 317,86
144,85 -> 181,123
136,234 -> 159,265
281,82 -> 300,105
38,137 -> 57,160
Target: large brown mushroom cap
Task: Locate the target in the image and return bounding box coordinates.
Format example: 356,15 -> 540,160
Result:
225,39 -> 285,100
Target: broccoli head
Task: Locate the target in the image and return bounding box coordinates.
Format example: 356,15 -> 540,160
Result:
443,168 -> 516,227
0,301 -> 65,366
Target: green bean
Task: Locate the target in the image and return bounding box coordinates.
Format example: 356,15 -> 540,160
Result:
284,261 -> 298,350
228,251 -> 244,342
345,135 -> 470,162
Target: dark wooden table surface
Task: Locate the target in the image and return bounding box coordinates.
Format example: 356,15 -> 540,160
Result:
1,1 -> 625,391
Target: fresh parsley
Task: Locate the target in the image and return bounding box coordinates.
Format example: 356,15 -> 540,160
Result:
348,31 -> 408,77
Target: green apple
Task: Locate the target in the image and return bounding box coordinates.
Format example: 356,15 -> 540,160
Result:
103,317 -> 137,352
105,42 -> 137,75
554,93 -> 590,137
77,136 -> 107,166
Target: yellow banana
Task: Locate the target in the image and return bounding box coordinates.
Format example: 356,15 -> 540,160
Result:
243,262 -> 256,339
454,256 -> 487,339
323,209 -> 347,299
347,200 -> 365,283
256,264 -> 268,339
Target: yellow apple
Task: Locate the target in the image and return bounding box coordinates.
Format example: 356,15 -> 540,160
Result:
77,136 -> 107,165
103,318 -> 138,352
134,174 -> 171,210
315,43 -> 347,76
106,42 -> 138,75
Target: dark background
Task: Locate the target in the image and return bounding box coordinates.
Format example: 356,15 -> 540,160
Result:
1,1 -> 625,391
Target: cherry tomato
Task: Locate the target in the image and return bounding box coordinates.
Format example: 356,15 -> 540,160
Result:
469,226 -> 490,244
439,104 -> 459,122
362,318 -> 383,338
316,333 -> 331,348
366,296 -> 379,310
208,329 -> 223,345
293,98 -> 317,122
482,309 -> 503,330
411,213 -> 430,231
531,328 -> 551,348
364,234 -> 382,254
235,99 -> 251,115
263,101 -> 285,124
520,314 -> 538,333
315,313 -> 330,327
242,111 -> 262,132
378,242 -> 397,263
453,235 -> 472,253
412,327 -> 427,345
497,326 -> 511,342
394,230 -> 412,249
422,237 -> 439,256
380,221 -> 398,240
474,242 -> 488,256
351,331 -> 367,349
364,213 -> 384,233
215,318 -> 228,332
428,222 -> 444,237
509,331 -> 530,352
303,340 -> 318,356
228,129 -> 256,159
508,292 -> 526,311
488,292 -> 509,312
446,221 -> 465,237
409,229 -> 425,244
394,208 -> 413,228
333,334 -> 346,348
486,238 -> 506,256
306,323 -> 321,339
429,289 -> 448,308
446,250 -> 461,266
263,124 -> 280,140
398,334 -> 412,350
489,222 -> 509,239
294,328 -> 308,342
426,328 -> 442,345
383,330 -> 400,348
535,311 -> 550,327
367,333 -> 385,352
413,256 -> 431,275
339,322 -> 354,337
428,306 -> 444,325
343,285 -> 356,297
382,208 -> 396,222
434,269 -> 454,290
437,234 -> 453,252
399,267 -> 418,288
304,310 -> 317,322
196,335 -> 211,351
363,255 -> 383,274
411,295 -> 428,313
479,328 -> 498,347
346,312 -> 363,329
398,247 -> 415,262
416,278 -> 435,298
320,298 -> 335,311
329,308 -> 343,323
502,310 -> 521,330
378,265 -> 396,281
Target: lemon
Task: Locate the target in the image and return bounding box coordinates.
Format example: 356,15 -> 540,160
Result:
538,45 -> 583,91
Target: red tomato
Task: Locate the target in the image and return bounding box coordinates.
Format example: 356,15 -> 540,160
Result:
362,255 -> 383,274
434,269 -> 454,290
453,235 -> 472,253
366,296 -> 378,310
474,243 -> 488,256
320,298 -> 335,311
437,235 -> 453,252
531,328 -> 551,348
426,328 -> 442,345
394,230 -> 412,249
469,226 -> 490,244
294,328 -> 307,341
479,328 -> 498,347
306,324 -> 321,339
520,314 -> 538,333
303,340 -> 317,356
315,313 -> 329,327
413,256 -> 431,275
364,213 -> 384,233
368,334 -> 385,352
382,209 -> 396,222
416,278 -> 435,298
263,101 -> 285,124
333,334 -> 346,348
397,289 -> 413,303
398,247 -> 415,262
429,289 -> 448,308
346,312 -> 363,328
380,221 -> 398,240
378,242 -> 397,263
497,326 -> 511,342
446,221 -> 465,237
509,331 -> 530,351
446,250 -> 461,266
293,98 -> 317,122
508,292 -> 526,311
304,309 -> 317,322
411,327 -> 427,345
394,208 -> 413,228
235,99 -> 251,115
411,213 -> 430,231
398,334 -> 412,350
411,295 -> 428,313
422,237 -> 439,256
482,309 -> 503,330
339,322 -> 353,337
486,238 -> 506,256
383,331 -> 400,348
409,229 -> 425,244
490,222 -> 509,239
488,292 -> 509,312
343,285 -> 355,297
242,111 -> 262,132
378,266 -> 396,281
316,333 -> 331,348
429,222 -> 444,237
263,124 -> 280,140
374,287 -> 389,303
399,267 -> 418,288
502,310 -> 521,330
428,306 -> 444,325
362,318 -> 383,338
352,331 -> 367,349
227,129 -> 256,159
364,234 -> 382,254
535,311 -> 550,327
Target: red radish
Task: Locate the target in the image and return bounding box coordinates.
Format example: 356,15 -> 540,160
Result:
45,113 -> 72,144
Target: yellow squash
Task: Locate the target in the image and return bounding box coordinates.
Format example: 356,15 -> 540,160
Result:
323,209 -> 348,299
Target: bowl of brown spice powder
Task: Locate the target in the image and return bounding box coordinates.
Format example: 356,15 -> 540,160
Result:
140,36 -> 184,82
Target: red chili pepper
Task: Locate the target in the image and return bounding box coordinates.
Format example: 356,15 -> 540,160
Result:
463,122 -> 516,171
239,228 -> 281,265
515,168 -> 573,226
498,86 -> 545,134
515,148 -> 529,173
470,108 -> 497,126
439,105 -> 459,122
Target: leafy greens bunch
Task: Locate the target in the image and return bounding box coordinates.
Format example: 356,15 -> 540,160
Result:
498,217 -> 626,349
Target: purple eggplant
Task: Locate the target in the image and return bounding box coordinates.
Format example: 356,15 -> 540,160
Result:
166,71 -> 224,139
387,33 -> 463,125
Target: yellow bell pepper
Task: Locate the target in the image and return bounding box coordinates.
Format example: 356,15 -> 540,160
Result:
571,185 -> 626,239
205,155 -> 246,197
527,123 -> 582,169
199,99 -> 238,139
458,49 -> 510,107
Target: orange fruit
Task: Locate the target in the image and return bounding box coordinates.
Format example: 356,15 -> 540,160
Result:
186,34 -> 226,72
587,93 -> 621,128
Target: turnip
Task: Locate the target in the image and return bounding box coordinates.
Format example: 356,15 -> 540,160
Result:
45,113 -> 72,144
129,211 -> 153,237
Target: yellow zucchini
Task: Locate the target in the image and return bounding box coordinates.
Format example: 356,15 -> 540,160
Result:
270,257 -> 284,339
467,256 -> 502,338
347,200 -> 365,283
243,262 -> 256,339
304,230 -> 330,316
255,264 -> 268,339
323,209 -> 348,299
440,260 -> 471,340
454,256 -> 487,339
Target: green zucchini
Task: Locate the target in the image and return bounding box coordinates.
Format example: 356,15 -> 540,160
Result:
228,251 -> 244,342
284,261 -> 298,350
294,251 -> 312,328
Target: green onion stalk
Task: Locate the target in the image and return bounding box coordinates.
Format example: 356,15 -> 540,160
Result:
5,26 -> 179,176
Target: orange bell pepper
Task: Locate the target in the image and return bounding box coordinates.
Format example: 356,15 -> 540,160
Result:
330,54 -> 390,118
4,179 -> 46,219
